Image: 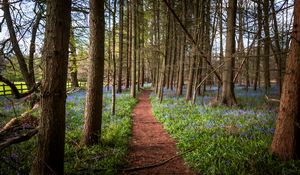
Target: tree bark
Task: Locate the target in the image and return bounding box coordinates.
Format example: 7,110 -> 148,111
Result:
70,28 -> 79,88
141,0 -> 145,87
130,0 -> 137,98
28,11 -> 42,87
220,0 -> 237,106
176,0 -> 186,96
117,0 -> 124,93
186,0 -> 200,101
112,0 -> 117,115
271,1 -> 300,160
158,0 -> 170,102
81,0 -> 105,145
30,0 -> 71,174
126,0 -> 131,89
263,0 -> 271,91
270,0 -> 283,94
253,2 -> 262,91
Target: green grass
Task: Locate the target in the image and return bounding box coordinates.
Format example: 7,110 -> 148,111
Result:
150,89 -> 300,175
0,90 -> 137,174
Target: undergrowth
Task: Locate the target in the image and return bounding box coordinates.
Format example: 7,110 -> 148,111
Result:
0,90 -> 137,175
151,86 -> 300,175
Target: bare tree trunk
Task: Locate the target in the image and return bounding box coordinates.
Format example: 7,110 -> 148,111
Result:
131,0 -> 137,98
117,0 -> 124,93
185,5 -> 199,100
30,0 -> 71,174
271,1 -> 300,160
270,0 -> 282,94
126,0 -> 131,89
81,0 -> 105,145
28,11 -> 42,86
217,0 -> 223,98
158,0 -> 171,102
141,0 -> 145,87
111,0 -> 117,115
155,0 -> 160,95
176,0 -> 186,96
137,1 -> 141,92
70,28 -> 79,88
263,0 -> 271,91
107,6 -> 112,91
237,0 -> 245,88
253,2 -> 262,91
169,17 -> 176,91
220,0 -> 237,106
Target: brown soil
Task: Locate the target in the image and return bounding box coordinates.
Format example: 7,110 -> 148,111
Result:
123,90 -> 195,175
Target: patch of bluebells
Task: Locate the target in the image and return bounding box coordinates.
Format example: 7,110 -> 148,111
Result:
149,85 -> 294,174
153,84 -> 279,139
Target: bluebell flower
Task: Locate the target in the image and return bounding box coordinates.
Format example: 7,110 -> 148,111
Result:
3,105 -> 11,111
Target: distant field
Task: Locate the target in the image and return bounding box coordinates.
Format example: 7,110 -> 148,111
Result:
0,81 -> 87,96
0,82 -> 28,95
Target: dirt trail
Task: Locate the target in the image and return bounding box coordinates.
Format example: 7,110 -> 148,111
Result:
123,90 -> 195,175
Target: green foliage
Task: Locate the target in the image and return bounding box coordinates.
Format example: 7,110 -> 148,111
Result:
0,90 -> 137,174
150,90 -> 300,175
65,90 -> 137,174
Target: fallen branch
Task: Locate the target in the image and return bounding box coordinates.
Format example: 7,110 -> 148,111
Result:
265,95 -> 280,103
0,117 -> 18,133
0,127 -> 38,152
192,62 -> 225,104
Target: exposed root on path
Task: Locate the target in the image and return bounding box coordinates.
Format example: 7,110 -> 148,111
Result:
121,148 -> 195,172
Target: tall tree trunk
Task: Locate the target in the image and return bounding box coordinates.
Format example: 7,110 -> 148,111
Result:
30,0 -> 71,174
81,0 -> 105,145
253,2 -> 262,91
126,0 -> 131,89
154,0 -> 160,95
263,0 -> 271,91
117,0 -> 124,93
70,29 -> 79,88
271,1 -> 300,160
28,11 -> 42,87
107,6 -> 112,91
158,0 -> 170,102
270,0 -> 282,94
130,0 -> 137,98
220,0 -> 237,106
112,0 -> 117,115
137,1 -> 141,92
187,0 -> 201,101
141,0 -> 145,87
176,0 -> 186,96
237,0 -> 245,88
218,0 -> 223,98
169,17 -> 177,90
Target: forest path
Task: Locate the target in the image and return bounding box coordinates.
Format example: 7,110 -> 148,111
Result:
123,90 -> 195,175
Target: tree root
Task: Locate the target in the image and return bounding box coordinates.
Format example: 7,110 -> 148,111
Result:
120,148 -> 195,172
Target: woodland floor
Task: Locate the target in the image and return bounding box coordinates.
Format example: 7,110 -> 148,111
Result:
123,90 -> 195,175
